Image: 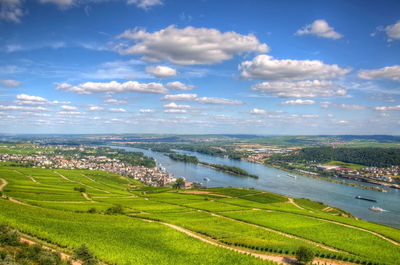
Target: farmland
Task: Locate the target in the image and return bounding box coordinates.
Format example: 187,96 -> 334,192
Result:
0,165 -> 399,264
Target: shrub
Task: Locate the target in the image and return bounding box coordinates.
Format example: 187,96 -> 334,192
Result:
0,224 -> 19,246
74,244 -> 97,265
87,208 -> 97,214
296,246 -> 314,264
105,205 -> 124,215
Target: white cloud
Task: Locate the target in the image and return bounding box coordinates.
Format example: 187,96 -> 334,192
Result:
89,106 -> 104,111
117,25 -> 268,65
61,105 -> 78,111
14,94 -> 68,106
250,108 -> 267,115
146,65 -> 177,78
385,21 -> 400,41
109,108 -> 127,113
39,0 -> 75,8
139,109 -> 155,113
335,120 -> 349,125
296,19 -> 343,39
1,79 -> 20,87
56,81 -> 167,94
358,65 -> 400,81
104,98 -> 127,105
374,105 -> 400,111
282,99 -> 315,105
240,55 -> 350,81
58,111 -> 81,115
127,0 -> 163,9
163,102 -> 191,109
337,104 -> 366,110
251,80 -> 347,98
164,109 -> 187,113
195,97 -> 244,105
167,81 -> 194,90
0,105 -> 48,112
162,93 -> 197,101
0,0 -> 24,23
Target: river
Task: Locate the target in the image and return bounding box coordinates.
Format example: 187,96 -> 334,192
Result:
113,145 -> 400,228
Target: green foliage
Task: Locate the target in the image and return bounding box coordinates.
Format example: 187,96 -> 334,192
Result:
201,163 -> 258,178
0,224 -> 19,246
105,205 -> 124,215
296,246 -> 314,264
74,244 -> 97,265
271,147 -> 400,167
168,154 -> 199,164
172,177 -> 185,189
74,187 -> 86,193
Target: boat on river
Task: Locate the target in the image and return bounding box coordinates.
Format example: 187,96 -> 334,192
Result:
369,206 -> 385,212
287,174 -> 297,179
355,196 -> 377,202
203,177 -> 210,181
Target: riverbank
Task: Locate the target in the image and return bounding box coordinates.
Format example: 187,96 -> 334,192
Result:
263,162 -> 388,193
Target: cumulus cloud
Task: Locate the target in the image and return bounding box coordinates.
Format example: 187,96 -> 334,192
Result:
164,109 -> 187,113
195,97 -> 244,105
240,55 -> 350,81
337,104 -> 366,110
117,25 -> 268,65
162,93 -> 197,101
385,21 -> 400,41
109,108 -> 127,113
358,65 -> 400,81
295,19 -> 343,39
250,108 -> 267,115
1,79 -> 20,87
0,0 -> 24,23
167,81 -> 194,90
374,105 -> 400,111
139,109 -> 155,113
104,98 -> 127,105
146,65 -> 177,78
56,81 -> 167,94
15,94 -> 67,106
88,106 -> 103,111
61,105 -> 78,111
0,105 -> 48,112
127,0 -> 163,9
282,99 -> 315,105
163,102 -> 191,109
251,80 -> 347,98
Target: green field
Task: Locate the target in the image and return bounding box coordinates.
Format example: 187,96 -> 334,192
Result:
326,161 -> 366,170
0,165 -> 399,265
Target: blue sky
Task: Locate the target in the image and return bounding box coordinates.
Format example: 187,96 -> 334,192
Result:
0,0 -> 399,134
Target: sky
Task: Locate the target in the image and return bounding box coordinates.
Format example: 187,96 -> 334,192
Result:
0,0 -> 399,135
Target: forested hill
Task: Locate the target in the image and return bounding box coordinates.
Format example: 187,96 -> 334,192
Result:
272,147 -> 400,167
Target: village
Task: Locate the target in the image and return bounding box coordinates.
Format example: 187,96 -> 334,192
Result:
0,151 -> 179,187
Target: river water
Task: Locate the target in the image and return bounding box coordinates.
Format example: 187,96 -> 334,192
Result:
113,146 -> 400,228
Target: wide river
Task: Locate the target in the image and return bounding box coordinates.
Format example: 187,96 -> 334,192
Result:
114,146 -> 400,228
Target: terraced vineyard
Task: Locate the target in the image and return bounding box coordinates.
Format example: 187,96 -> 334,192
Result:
0,165 -> 399,265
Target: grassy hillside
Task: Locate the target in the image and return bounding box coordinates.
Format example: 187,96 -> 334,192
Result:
0,165 -> 399,265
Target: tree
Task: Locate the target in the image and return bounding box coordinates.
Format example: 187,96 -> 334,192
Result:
74,244 -> 97,265
296,246 -> 314,264
0,225 -> 19,247
172,177 -> 184,189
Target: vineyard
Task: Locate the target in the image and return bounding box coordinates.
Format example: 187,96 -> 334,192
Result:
0,165 -> 399,265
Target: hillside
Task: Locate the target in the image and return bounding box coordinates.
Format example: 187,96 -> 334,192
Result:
0,165 -> 399,265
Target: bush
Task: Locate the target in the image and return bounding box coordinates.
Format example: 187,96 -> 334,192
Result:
74,244 -> 97,265
74,187 -> 86,193
296,246 -> 314,264
0,224 -> 19,246
105,205 -> 124,215
87,208 -> 97,214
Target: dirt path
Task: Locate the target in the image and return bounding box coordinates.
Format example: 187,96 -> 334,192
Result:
81,174 -> 111,194
19,237 -> 81,265
81,192 -> 94,202
211,213 -> 345,253
299,214 -> 400,247
0,178 -> 8,191
14,170 -> 40,183
287,198 -> 307,210
141,218 -> 354,265
54,171 -> 109,194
